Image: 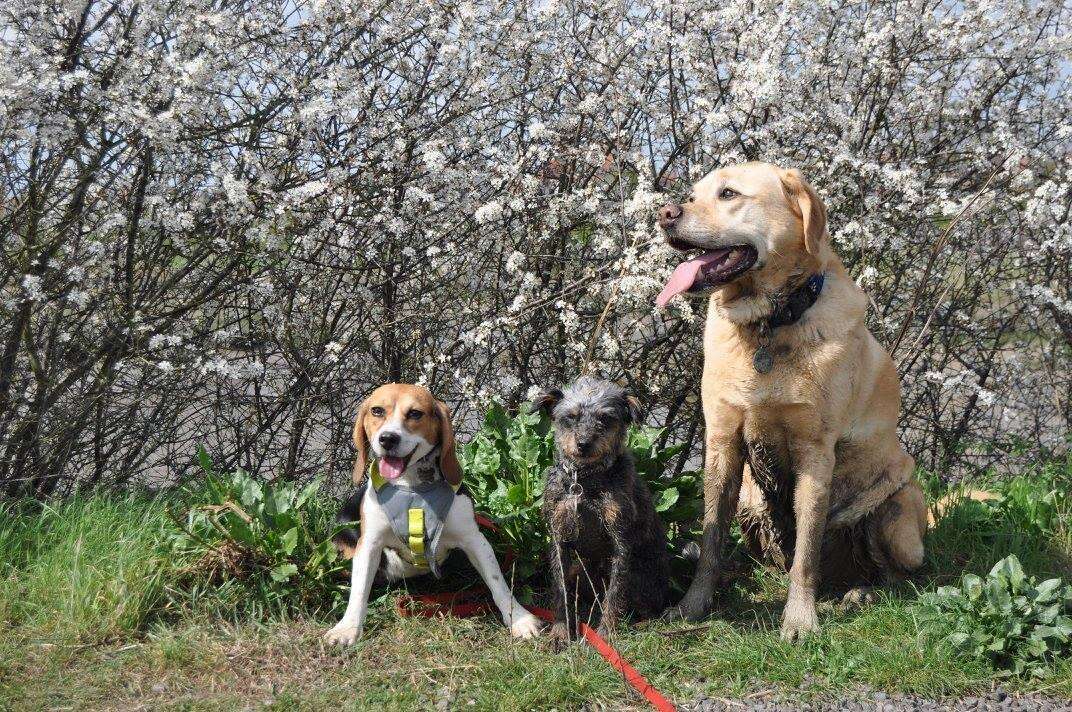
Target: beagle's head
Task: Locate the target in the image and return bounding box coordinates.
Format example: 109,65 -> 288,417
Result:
352,383 -> 461,486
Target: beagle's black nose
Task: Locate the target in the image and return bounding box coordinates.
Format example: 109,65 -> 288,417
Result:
378,431 -> 401,450
658,203 -> 682,229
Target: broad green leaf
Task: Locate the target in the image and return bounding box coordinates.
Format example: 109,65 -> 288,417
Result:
281,527 -> 298,556
655,487 -> 679,513
270,563 -> 298,582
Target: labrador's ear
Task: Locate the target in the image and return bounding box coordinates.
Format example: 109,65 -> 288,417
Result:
624,394 -> 645,425
532,388 -> 563,415
352,398 -> 371,485
435,400 -> 463,487
779,168 -> 828,256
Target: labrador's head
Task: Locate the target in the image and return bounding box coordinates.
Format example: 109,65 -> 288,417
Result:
656,162 -> 828,323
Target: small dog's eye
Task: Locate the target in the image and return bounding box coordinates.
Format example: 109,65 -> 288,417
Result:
687,196 -> 695,203
370,406 -> 386,417
407,409 -> 424,420
719,187 -> 739,200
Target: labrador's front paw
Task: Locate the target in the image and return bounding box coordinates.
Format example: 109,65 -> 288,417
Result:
323,623 -> 362,646
509,612 -> 543,639
780,599 -> 819,642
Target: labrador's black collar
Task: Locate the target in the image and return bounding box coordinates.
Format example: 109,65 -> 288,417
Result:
750,273 -> 825,374
766,272 -> 825,330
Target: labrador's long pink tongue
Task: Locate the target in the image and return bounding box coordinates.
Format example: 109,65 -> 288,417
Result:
656,253 -> 722,307
379,456 -> 406,480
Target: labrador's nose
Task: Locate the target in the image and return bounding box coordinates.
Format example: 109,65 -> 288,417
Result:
378,431 -> 401,451
658,203 -> 683,229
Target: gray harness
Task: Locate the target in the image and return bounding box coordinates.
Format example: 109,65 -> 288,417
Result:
368,453 -> 457,577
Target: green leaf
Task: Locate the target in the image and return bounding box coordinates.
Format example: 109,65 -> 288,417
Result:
655,487 -> 679,513
506,483 -> 527,505
281,527 -> 298,556
1035,578 -> 1064,601
990,554 -> 1026,590
270,563 -> 298,582
197,445 -> 214,474
947,631 -> 971,648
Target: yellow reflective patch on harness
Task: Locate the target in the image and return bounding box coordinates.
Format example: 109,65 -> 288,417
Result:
408,508 -> 426,565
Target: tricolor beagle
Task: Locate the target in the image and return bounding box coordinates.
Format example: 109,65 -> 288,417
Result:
323,383 -> 543,645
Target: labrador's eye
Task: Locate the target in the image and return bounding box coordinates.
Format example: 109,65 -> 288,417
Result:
407,409 -> 424,420
719,187 -> 739,200
370,406 -> 386,418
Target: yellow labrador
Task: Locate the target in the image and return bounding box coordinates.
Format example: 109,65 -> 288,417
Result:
656,162 -> 928,640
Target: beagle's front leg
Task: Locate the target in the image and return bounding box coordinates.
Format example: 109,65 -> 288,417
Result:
450,499 -> 542,639
781,439 -> 835,642
324,530 -> 383,645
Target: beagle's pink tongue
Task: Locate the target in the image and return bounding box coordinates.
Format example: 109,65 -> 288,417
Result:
656,252 -> 724,307
379,456 -> 406,480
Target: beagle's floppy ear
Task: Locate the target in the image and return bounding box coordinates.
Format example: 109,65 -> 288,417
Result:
533,388 -> 563,415
779,168 -> 828,256
435,400 -> 463,487
352,398 -> 371,485
624,394 -> 644,424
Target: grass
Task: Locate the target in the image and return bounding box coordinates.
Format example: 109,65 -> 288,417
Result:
1,459 -> 1070,711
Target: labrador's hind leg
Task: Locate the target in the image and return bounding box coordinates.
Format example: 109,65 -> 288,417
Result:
877,479 -> 928,574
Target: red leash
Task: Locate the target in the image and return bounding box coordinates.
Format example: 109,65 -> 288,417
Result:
526,606 -> 676,712
394,515 -> 676,712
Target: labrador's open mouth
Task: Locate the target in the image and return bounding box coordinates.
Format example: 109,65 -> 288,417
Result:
656,245 -> 758,306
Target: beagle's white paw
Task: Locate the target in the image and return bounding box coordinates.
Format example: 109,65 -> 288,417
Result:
509,612 -> 543,639
323,623 -> 362,646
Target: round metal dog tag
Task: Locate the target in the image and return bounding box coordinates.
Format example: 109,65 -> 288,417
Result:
753,347 -> 774,374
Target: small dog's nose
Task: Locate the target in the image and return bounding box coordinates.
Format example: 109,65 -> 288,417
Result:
658,203 -> 683,229
576,440 -> 593,455
378,431 -> 401,451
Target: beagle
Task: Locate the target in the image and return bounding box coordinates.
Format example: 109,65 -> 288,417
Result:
323,383 -> 543,645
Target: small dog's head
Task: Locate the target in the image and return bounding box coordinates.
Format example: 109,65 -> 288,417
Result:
352,383 -> 461,486
535,377 -> 643,466
655,162 -> 828,322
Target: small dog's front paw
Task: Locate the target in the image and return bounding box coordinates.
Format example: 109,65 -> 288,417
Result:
665,588 -> 713,622
780,600 -> 819,642
596,615 -> 618,639
549,622 -> 571,651
509,612 -> 543,639
323,623 -> 361,646
839,586 -> 878,610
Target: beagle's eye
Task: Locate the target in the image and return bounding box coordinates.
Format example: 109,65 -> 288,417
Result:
406,409 -> 424,420
369,406 -> 386,418
719,187 -> 739,200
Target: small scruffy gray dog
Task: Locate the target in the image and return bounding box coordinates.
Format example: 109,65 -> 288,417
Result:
536,376 -> 670,646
